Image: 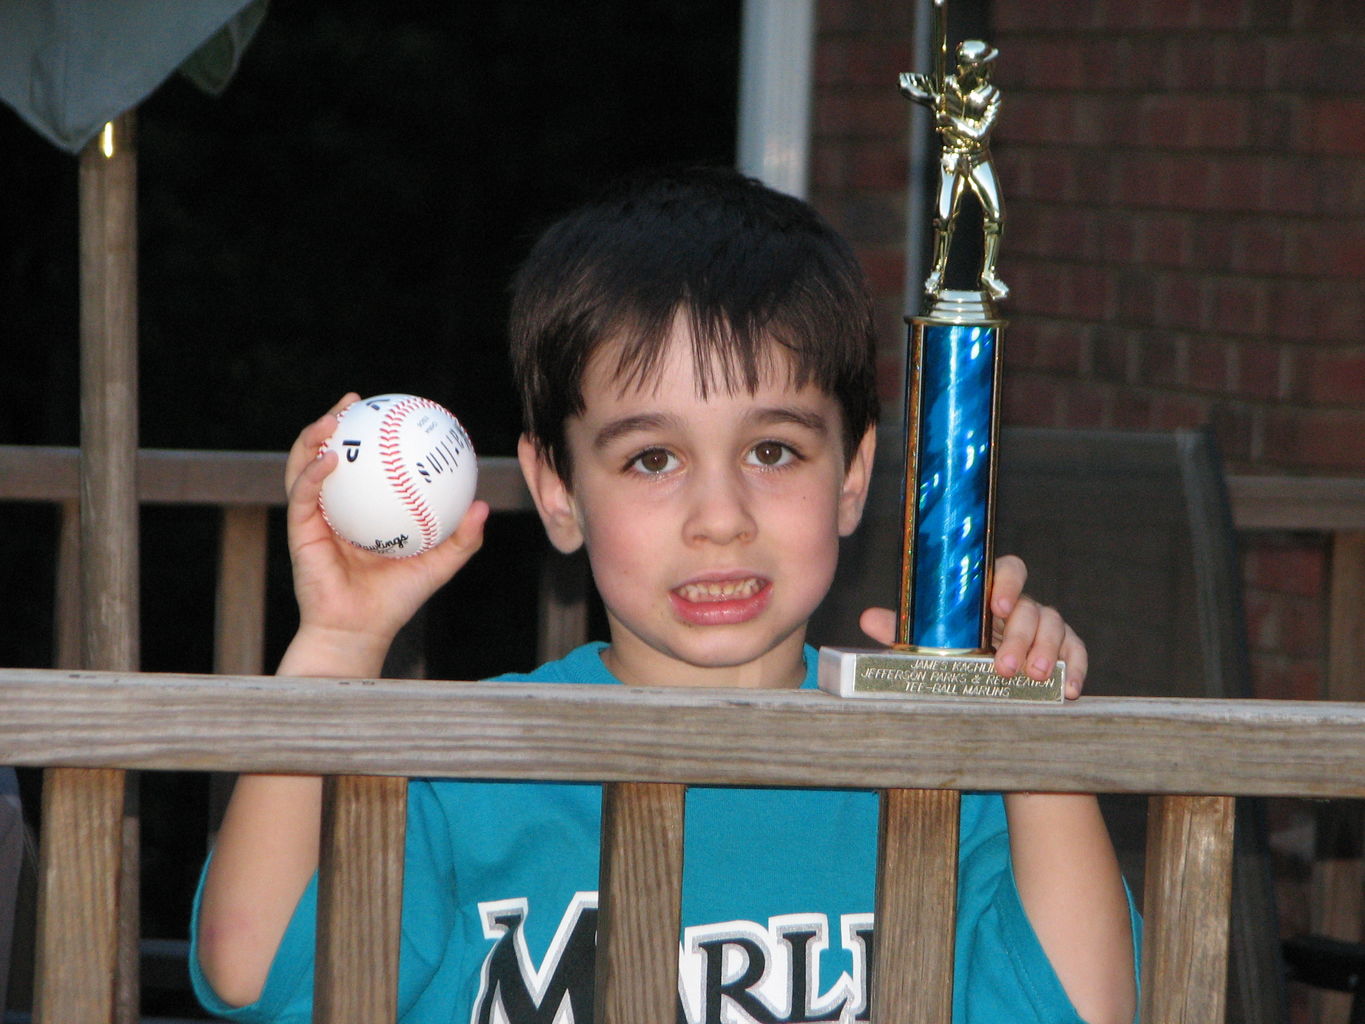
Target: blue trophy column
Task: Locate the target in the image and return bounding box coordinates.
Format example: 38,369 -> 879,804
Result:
902,316 -> 1001,651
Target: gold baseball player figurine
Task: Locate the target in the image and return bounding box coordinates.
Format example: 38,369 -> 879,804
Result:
899,2 -> 1008,301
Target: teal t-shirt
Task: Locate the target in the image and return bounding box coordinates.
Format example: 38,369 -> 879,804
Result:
191,643 -> 1138,1023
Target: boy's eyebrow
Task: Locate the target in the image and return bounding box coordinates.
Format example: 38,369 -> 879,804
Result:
592,406 -> 832,451
748,406 -> 832,435
592,413 -> 678,450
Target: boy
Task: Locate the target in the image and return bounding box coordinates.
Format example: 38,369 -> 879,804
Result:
194,167 -> 1137,1024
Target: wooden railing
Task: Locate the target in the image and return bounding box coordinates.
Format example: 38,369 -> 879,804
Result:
0,444 -> 584,1023
5,443 -> 1364,681
0,445 -> 582,675
4,443 -> 1365,1022
5,667 -> 1365,1022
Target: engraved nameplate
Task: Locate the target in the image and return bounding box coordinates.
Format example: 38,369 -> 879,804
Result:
818,647 -> 1065,703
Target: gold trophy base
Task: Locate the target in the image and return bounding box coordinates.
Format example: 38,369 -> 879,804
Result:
818,646 -> 1065,702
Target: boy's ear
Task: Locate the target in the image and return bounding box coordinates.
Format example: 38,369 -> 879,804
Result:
517,434 -> 585,554
837,426 -> 878,537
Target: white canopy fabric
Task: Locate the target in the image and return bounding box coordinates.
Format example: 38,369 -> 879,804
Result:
0,0 -> 266,153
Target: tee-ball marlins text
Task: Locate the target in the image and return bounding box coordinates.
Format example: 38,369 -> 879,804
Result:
318,394 -> 477,558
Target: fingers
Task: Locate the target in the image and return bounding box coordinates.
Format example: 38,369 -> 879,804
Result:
993,596 -> 1057,678
993,595 -> 1088,696
990,554 -> 1027,619
360,500 -> 493,603
284,394 -> 360,495
284,395 -> 363,558
286,447 -> 335,524
327,392 -> 360,416
424,500 -> 491,572
1059,626 -> 1088,700
451,499 -> 491,548
858,607 -> 896,647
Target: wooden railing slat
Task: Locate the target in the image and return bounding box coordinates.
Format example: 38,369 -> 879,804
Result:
208,507 -> 271,836
1327,531 -> 1365,705
54,500 -> 81,671
537,552 -> 591,666
1140,794 -> 1235,1024
314,775 -> 407,1024
873,788 -> 959,1024
215,507 -> 269,677
596,781 -> 686,1024
33,768 -> 125,1024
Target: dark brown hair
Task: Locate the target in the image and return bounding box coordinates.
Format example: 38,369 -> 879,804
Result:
509,166 -> 879,482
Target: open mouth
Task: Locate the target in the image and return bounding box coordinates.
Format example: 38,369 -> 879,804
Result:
670,577 -> 772,626
673,577 -> 766,603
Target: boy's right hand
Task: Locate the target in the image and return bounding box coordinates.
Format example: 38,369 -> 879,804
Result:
284,394 -> 490,664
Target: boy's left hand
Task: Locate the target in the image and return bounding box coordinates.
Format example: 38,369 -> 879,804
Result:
857,554 -> 1088,699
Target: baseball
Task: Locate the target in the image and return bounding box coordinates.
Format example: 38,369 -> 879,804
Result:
318,394 -> 478,558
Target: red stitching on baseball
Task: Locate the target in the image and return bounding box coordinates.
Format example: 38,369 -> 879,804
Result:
379,396 -> 446,552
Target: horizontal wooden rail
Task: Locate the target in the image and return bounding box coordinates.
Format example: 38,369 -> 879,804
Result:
6,444 -> 1365,530
0,445 -> 533,512
1226,474 -> 1365,531
4,669 -> 1365,797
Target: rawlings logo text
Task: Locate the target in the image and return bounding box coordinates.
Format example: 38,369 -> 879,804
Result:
361,534 -> 410,553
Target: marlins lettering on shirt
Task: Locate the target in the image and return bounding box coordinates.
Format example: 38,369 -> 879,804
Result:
472,895 -> 875,1024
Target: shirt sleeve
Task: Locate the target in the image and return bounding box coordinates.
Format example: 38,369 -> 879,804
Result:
953,794 -> 1143,1024
189,857 -> 318,1023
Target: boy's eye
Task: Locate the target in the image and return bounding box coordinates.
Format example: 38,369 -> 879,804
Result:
747,441 -> 796,468
629,448 -> 678,475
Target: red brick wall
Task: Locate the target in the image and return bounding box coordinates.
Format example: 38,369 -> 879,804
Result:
991,0 -> 1365,475
811,0 -> 916,409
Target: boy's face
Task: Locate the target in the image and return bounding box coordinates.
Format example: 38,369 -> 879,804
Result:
520,318 -> 876,689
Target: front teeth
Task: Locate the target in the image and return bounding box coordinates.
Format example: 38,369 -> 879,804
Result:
676,578 -> 763,603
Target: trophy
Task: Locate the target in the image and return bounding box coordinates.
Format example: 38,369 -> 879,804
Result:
819,0 -> 1064,702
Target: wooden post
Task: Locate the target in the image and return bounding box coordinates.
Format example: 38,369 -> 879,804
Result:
36,112 -> 142,1024
1141,794 -> 1236,1024
1312,530 -> 1365,1024
872,788 -> 959,1024
32,769 -> 125,1023
78,114 -> 140,676
315,775 -> 408,1024
596,782 -> 686,1024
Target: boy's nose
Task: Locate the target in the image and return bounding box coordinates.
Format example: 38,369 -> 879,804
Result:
684,470 -> 756,545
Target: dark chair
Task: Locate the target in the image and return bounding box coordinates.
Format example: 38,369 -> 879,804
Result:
0,768 -> 22,1018
810,426 -> 1287,1023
